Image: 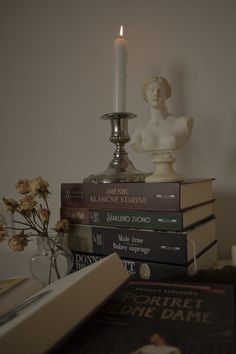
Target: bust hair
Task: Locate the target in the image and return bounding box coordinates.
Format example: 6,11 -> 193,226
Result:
142,76 -> 172,101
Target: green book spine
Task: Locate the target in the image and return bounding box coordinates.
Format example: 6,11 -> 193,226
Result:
61,207 -> 183,231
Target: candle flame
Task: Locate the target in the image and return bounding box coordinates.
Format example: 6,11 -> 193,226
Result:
119,25 -> 124,37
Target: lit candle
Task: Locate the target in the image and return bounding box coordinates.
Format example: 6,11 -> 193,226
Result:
113,25 -> 128,112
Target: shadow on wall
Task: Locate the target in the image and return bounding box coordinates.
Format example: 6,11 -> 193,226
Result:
215,193 -> 236,260
168,59 -> 188,117
0,212 -> 7,225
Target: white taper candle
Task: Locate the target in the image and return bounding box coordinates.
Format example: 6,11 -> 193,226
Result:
113,25 -> 128,112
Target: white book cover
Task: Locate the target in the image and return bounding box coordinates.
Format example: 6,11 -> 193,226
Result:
0,252 -> 129,354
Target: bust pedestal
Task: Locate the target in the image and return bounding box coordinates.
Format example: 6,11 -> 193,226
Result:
145,150 -> 184,183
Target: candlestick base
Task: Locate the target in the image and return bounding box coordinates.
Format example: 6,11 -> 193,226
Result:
83,112 -> 149,183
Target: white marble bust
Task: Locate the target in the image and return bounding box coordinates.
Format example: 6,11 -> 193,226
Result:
130,76 -> 193,153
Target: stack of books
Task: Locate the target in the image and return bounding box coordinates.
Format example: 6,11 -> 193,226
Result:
60,178 -> 217,280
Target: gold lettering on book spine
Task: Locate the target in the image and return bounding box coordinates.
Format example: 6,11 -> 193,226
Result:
106,188 -> 128,195
89,195 -> 148,205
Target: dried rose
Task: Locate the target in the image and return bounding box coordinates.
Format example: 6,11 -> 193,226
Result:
54,219 -> 70,233
17,195 -> 36,216
2,197 -> 18,213
8,232 -> 28,252
15,179 -> 30,194
39,208 -> 50,223
29,177 -> 49,197
0,224 -> 7,242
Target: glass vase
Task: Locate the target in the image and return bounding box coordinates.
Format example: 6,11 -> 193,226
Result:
29,233 -> 73,286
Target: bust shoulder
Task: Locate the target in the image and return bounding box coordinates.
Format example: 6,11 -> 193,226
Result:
168,114 -> 193,133
130,123 -> 147,152
181,115 -> 194,132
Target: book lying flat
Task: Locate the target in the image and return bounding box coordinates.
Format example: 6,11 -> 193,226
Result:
0,253 -> 129,354
49,279 -> 235,354
72,240 -> 218,281
66,218 -> 216,265
60,200 -> 215,231
61,178 -> 215,211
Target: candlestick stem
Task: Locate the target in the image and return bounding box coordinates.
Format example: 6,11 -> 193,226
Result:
83,112 -> 149,183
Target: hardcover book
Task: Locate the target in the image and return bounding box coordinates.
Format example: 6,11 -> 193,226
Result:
49,279 -> 235,354
72,241 -> 218,280
66,218 -> 216,265
0,253 -> 129,354
0,277 -> 43,317
60,200 -> 215,231
61,178 -> 215,211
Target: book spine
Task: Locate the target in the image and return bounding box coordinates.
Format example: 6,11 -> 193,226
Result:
61,207 -> 183,231
67,219 -> 215,265
68,225 -> 188,265
67,224 -> 189,264
61,182 -> 180,211
71,251 -> 191,281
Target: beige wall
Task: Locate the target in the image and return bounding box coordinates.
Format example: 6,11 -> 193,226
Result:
0,0 -> 236,277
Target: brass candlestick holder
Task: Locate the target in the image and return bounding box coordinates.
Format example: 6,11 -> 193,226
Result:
83,112 -> 148,183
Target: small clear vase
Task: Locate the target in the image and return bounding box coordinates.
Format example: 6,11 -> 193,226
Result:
29,233 -> 73,286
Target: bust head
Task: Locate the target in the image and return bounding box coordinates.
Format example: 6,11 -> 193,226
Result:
142,76 -> 172,109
